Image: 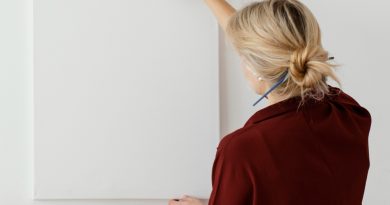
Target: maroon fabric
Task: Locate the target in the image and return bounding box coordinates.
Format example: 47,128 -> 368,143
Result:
208,85 -> 372,205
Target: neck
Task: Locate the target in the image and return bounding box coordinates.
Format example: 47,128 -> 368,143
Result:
266,93 -> 287,106
266,90 -> 302,106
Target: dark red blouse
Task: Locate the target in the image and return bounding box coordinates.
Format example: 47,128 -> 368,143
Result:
208,85 -> 372,205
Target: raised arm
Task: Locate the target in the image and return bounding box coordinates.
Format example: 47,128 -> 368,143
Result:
203,0 -> 237,32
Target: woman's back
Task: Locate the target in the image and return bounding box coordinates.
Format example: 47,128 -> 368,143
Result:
202,0 -> 372,204
208,85 -> 371,205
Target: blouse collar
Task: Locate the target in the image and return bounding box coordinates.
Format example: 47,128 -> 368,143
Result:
243,85 -> 341,127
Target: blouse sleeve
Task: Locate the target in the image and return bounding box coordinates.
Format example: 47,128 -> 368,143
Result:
208,139 -> 253,205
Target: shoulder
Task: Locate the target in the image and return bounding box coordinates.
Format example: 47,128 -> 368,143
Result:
216,126 -> 260,158
328,85 -> 364,107
328,85 -> 371,119
330,85 -> 358,105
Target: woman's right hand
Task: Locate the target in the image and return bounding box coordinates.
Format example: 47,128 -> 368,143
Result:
203,0 -> 236,32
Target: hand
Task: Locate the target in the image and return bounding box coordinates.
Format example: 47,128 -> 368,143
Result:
168,195 -> 205,205
202,0 -> 236,32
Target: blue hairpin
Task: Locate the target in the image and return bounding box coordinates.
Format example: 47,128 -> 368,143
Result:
251,56 -> 334,106
252,70 -> 289,106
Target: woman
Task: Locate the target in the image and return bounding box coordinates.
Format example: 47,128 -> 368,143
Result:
169,0 -> 372,204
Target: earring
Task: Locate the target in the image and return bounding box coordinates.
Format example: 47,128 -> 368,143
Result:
256,75 -> 268,99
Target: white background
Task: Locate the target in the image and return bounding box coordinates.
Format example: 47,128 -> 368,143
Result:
1,0 -> 389,204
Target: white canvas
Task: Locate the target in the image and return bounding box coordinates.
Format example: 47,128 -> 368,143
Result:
34,0 -> 219,199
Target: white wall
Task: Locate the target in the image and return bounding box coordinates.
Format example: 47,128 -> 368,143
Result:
1,0 -> 389,204
0,0 -> 34,203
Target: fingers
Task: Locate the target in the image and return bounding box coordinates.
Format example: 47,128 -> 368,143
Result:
168,196 -> 191,205
168,195 -> 200,205
168,199 -> 182,205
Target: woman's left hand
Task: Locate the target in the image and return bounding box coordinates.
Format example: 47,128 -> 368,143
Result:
168,195 -> 205,205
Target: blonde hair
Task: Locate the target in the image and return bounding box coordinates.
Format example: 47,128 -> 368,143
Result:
226,0 -> 342,108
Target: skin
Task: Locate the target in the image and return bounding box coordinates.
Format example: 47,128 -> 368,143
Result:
168,1 -> 288,204
240,57 -> 293,106
168,195 -> 205,205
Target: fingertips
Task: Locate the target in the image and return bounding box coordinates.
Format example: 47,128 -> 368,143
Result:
168,199 -> 181,205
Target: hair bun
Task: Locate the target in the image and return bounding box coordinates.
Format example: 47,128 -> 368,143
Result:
289,48 -> 308,77
288,46 -> 323,88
